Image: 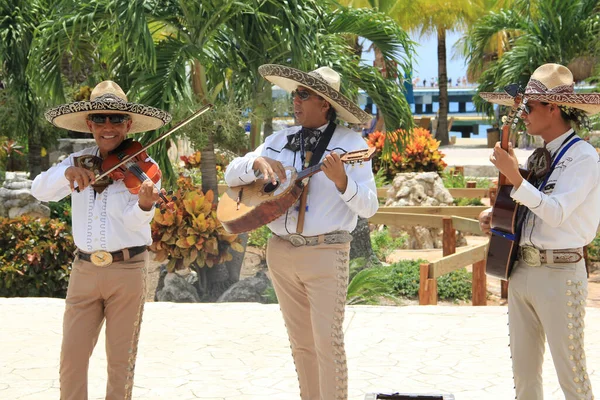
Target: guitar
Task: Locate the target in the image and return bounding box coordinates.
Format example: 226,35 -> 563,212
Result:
486,85 -> 533,279
217,147 -> 376,234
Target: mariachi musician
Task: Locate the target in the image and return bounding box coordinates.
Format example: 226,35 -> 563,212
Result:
31,81 -> 171,400
479,64 -> 600,399
224,64 -> 378,400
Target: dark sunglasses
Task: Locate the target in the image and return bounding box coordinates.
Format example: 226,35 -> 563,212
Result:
291,90 -> 322,101
88,114 -> 130,124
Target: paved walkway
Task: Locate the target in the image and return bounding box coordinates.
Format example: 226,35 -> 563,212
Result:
2,298 -> 600,399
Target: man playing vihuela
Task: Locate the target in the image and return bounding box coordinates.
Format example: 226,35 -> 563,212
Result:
224,64 -> 379,400
31,80 -> 171,400
479,63 -> 600,400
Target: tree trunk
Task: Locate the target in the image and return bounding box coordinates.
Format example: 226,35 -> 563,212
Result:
350,217 -> 379,267
263,85 -> 274,139
436,28 -> 449,146
372,46 -> 387,132
28,129 -> 41,178
191,60 -> 207,103
200,134 -> 218,204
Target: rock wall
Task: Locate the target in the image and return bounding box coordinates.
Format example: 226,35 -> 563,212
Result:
0,172 -> 50,219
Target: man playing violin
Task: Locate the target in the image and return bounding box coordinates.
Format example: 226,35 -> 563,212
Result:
31,80 -> 171,400
224,65 -> 378,400
479,64 -> 600,400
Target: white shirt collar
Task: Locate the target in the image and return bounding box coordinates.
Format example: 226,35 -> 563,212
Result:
546,129 -> 575,154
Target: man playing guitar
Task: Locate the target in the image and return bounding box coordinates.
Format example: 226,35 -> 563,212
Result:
479,63 -> 600,399
224,64 -> 378,400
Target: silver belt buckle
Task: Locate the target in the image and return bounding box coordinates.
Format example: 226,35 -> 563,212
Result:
90,250 -> 113,267
521,246 -> 541,267
287,234 -> 307,247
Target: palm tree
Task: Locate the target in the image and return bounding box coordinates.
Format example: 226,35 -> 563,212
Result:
338,0 -> 485,145
0,0 -> 55,178
463,0 -> 600,116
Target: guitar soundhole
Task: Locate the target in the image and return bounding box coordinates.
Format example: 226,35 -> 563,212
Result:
263,181 -> 280,193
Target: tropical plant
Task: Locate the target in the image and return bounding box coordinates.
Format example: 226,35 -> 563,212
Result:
149,174 -> 243,272
367,127 -> 447,179
337,0 -> 486,145
463,0 -> 600,116
0,215 -> 74,297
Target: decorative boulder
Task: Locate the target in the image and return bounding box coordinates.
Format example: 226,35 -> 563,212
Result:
216,270 -> 272,303
155,267 -> 201,303
0,172 -> 50,219
384,172 -> 467,249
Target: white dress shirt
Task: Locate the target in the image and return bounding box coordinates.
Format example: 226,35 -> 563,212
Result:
512,129 -> 600,249
31,147 -> 157,252
224,124 -> 379,237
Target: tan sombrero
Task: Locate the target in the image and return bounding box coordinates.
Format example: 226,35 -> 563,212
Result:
258,64 -> 372,124
44,81 -> 172,134
479,63 -> 600,115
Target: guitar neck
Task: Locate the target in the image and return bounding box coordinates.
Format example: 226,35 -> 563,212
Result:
296,162 -> 324,181
498,124 -> 510,186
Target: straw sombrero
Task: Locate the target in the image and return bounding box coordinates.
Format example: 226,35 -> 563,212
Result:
44,81 -> 172,134
479,63 -> 600,115
258,64 -> 372,124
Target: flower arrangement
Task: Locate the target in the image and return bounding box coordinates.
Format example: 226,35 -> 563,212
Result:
149,174 -> 243,272
366,127 -> 447,180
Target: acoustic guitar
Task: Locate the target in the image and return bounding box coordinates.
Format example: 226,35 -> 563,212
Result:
486,85 -> 533,279
217,147 -> 376,234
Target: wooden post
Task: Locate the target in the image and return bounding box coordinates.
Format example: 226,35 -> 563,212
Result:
442,217 -> 456,257
489,186 -> 498,205
466,180 -> 476,188
419,263 -> 438,305
501,280 -> 509,299
472,259 -> 487,306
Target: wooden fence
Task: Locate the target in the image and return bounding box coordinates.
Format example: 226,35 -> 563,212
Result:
370,209 -> 489,306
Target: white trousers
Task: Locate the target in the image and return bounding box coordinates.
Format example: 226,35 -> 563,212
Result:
509,259 -> 594,399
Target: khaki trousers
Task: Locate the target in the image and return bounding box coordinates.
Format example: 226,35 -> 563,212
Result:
60,251 -> 148,400
509,259 -> 594,399
267,235 -> 351,400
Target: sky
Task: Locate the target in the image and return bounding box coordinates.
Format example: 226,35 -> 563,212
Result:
362,31 -> 469,84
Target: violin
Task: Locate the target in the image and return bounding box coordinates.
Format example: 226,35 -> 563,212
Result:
102,139 -> 175,213
73,104 -> 213,211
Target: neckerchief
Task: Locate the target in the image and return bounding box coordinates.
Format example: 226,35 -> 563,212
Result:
73,155 -> 112,194
285,127 -> 322,153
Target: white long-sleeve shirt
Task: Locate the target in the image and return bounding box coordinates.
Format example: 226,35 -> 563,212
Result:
224,124 -> 378,237
31,147 -> 157,252
511,129 -> 600,249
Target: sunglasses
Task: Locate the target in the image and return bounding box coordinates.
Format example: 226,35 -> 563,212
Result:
88,114 -> 130,124
291,90 -> 322,101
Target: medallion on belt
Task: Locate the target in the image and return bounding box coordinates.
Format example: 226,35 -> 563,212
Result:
90,251 -> 113,267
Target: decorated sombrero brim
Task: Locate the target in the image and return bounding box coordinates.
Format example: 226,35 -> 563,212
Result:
479,91 -> 600,115
258,64 -> 371,124
479,63 -> 600,115
44,81 -> 172,134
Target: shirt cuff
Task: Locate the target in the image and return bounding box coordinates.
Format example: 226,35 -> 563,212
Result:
239,156 -> 259,183
135,201 -> 156,217
511,179 -> 542,209
340,177 -> 359,202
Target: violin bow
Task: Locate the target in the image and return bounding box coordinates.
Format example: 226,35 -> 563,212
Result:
91,104 -> 213,183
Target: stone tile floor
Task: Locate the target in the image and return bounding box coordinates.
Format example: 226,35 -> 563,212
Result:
2,298 -> 600,399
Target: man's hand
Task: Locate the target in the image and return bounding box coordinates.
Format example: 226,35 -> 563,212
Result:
478,209 -> 492,236
321,151 -> 347,193
253,157 -> 286,185
490,142 -> 523,189
138,180 -> 162,211
65,166 -> 96,192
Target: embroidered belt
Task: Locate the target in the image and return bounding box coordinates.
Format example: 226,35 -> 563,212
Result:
518,245 -> 583,267
278,230 -> 353,247
76,245 -> 147,267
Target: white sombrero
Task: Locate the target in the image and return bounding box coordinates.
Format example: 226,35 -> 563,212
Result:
479,63 -> 600,115
44,80 -> 172,134
258,64 -> 372,124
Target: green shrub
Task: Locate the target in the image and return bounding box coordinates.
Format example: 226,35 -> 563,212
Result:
0,216 -> 75,297
386,259 -> 472,301
453,197 -> 484,206
587,234 -> 600,262
441,171 -> 492,189
371,228 -> 406,261
248,225 -> 272,250
48,196 -> 72,226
